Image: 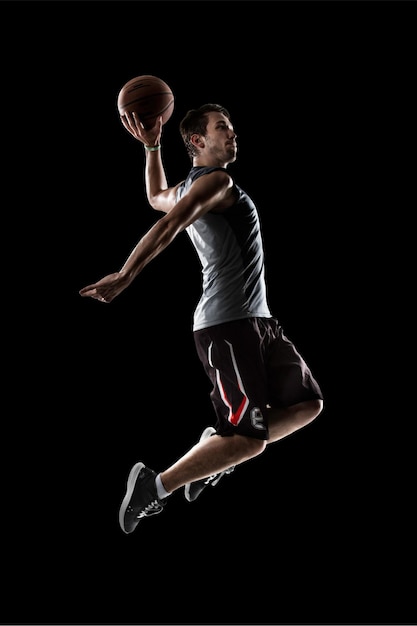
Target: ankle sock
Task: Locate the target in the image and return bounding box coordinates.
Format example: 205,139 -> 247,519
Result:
155,473 -> 171,499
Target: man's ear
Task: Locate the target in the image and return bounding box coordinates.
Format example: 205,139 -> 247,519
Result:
191,133 -> 204,148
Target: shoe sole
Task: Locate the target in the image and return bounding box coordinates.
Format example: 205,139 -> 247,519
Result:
119,461 -> 145,534
184,427 -> 217,502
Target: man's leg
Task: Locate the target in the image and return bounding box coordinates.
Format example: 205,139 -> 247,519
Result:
266,398 -> 323,444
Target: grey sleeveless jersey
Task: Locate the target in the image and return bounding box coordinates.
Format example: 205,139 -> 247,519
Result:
176,166 -> 272,331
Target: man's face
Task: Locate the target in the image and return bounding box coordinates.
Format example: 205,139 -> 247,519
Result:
203,112 -> 238,163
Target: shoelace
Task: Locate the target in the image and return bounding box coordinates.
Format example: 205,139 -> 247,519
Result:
204,465 -> 235,486
204,473 -> 220,485
137,499 -> 164,519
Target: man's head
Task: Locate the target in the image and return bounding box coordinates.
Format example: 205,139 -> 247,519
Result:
180,104 -> 234,162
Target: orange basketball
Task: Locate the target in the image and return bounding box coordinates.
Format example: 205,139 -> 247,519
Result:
117,75 -> 174,130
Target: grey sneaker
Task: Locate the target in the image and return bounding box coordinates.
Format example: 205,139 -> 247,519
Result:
184,427 -> 235,503
119,462 -> 166,534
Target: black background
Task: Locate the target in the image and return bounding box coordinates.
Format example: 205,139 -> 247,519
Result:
1,1 -> 415,625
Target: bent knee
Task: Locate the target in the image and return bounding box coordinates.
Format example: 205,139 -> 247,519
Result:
308,397 -> 323,416
302,398 -> 324,424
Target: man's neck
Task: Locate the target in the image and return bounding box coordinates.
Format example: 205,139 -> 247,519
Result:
193,157 -> 228,168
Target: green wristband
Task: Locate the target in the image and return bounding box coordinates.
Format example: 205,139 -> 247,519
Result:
144,144 -> 161,152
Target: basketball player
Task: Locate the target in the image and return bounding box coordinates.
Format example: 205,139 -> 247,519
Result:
79,104 -> 324,534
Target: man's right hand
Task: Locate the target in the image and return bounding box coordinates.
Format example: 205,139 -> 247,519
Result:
121,112 -> 163,147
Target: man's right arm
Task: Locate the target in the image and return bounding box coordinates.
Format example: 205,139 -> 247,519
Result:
121,112 -> 180,214
144,146 -> 182,214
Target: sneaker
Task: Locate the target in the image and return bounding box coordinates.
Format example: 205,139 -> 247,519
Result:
184,427 -> 235,503
119,462 -> 166,534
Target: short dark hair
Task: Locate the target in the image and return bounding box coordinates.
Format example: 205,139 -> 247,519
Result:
180,104 -> 231,161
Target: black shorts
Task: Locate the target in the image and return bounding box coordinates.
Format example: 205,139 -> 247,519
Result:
193,317 -> 323,441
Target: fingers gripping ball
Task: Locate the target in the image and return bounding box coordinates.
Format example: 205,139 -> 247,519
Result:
117,75 -> 174,130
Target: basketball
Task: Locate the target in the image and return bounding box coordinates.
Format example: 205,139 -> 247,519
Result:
117,75 -> 174,130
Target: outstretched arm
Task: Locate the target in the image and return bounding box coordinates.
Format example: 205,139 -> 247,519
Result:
78,212 -> 183,303
79,170 -> 234,304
